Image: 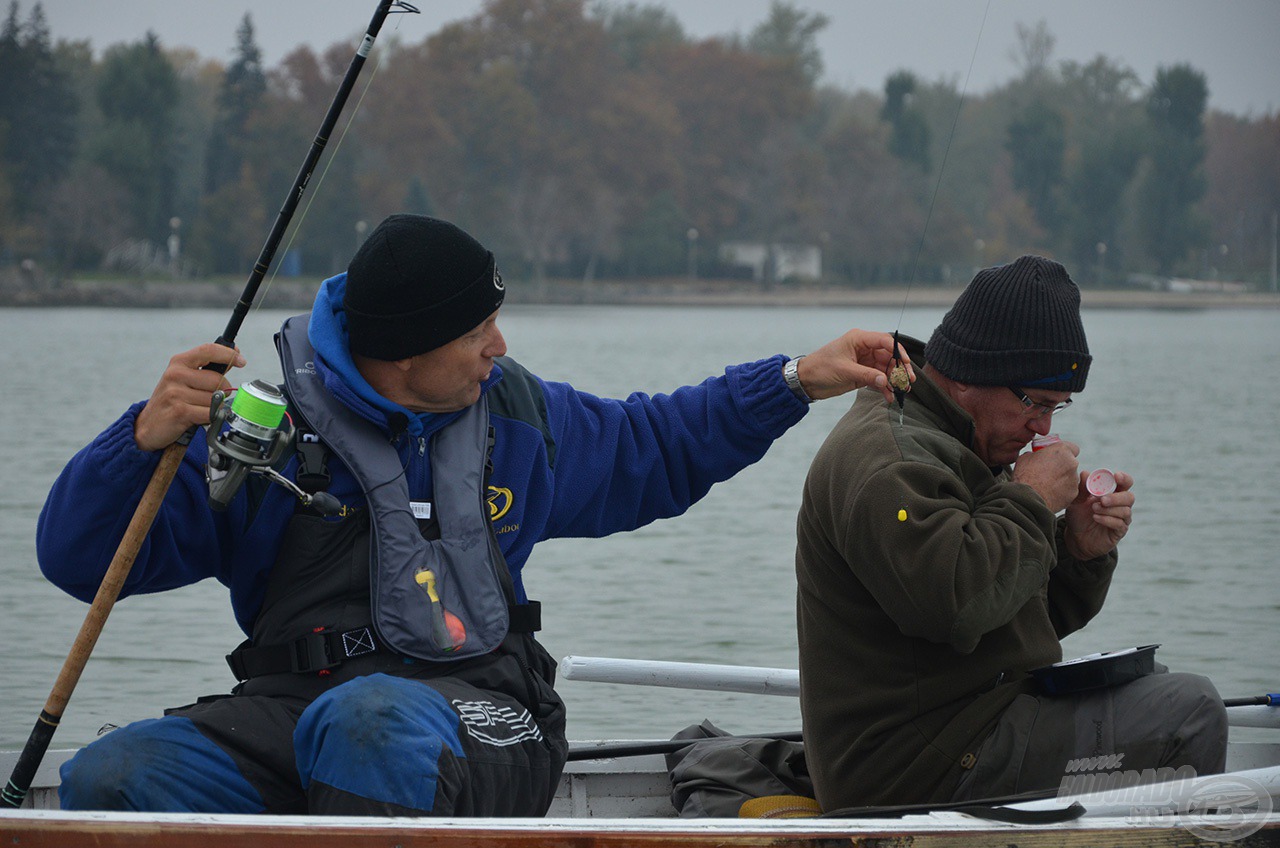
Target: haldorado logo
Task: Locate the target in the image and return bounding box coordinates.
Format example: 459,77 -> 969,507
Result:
487,486 -> 513,521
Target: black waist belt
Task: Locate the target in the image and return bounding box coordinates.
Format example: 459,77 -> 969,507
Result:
226,602 -> 542,681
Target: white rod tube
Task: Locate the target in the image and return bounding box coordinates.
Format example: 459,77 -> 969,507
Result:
1230,706 -> 1280,729
558,655 -> 800,697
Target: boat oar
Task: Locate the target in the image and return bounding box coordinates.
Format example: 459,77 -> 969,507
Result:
1,0 -> 416,809
560,655 -> 1280,726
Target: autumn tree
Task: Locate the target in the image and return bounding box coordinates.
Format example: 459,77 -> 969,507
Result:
1058,57 -> 1144,282
1137,64 -> 1209,275
90,33 -> 180,242
252,45 -> 364,277
593,1 -> 684,71
881,71 -> 930,173
1005,100 -> 1065,239
205,14 -> 266,194
1204,112 -> 1280,280
0,0 -> 78,256
744,1 -> 828,87
814,92 -> 925,283
197,14 -> 268,273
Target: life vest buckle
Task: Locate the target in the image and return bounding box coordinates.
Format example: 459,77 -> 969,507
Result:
291,629 -> 340,674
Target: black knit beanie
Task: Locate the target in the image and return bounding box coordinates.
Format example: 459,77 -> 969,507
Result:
344,214 -> 505,360
925,255 -> 1090,391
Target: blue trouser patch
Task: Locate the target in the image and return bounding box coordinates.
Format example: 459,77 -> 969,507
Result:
59,716 -> 264,813
295,673 -> 464,811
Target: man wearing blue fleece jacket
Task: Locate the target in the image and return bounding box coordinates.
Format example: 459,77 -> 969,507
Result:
37,214 -> 911,817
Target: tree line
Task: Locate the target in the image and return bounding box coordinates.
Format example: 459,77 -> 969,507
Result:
2,0 -> 1277,289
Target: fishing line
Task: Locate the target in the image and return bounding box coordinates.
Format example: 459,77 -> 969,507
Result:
251,3 -> 414,313
886,0 -> 991,419
892,0 -> 993,332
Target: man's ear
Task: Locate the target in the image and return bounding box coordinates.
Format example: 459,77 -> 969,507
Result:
393,357 -> 414,372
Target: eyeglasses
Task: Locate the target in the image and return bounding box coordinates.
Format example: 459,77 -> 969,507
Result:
1008,386 -> 1072,418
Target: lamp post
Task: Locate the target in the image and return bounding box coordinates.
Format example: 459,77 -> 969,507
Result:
1095,241 -> 1107,286
686,228 -> 699,280
168,217 -> 182,278
355,220 -> 368,252
1271,210 -> 1278,293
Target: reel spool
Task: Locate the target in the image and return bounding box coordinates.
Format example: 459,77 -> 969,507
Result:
206,380 -> 294,511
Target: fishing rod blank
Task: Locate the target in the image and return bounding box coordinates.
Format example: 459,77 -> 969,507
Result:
1,0 -> 417,809
218,0 -> 418,351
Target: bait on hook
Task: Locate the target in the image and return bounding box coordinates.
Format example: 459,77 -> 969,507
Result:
889,330 -> 910,426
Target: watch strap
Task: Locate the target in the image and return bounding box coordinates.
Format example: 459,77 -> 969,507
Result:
784,356 -> 812,403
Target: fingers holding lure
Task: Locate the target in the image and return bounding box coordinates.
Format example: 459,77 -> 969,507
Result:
793,329 -> 914,403
890,330 -> 913,424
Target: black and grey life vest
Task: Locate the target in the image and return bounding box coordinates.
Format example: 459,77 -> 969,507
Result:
276,316 -> 513,662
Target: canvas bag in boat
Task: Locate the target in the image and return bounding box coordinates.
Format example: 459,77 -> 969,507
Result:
666,720 -> 815,818
277,316 -> 510,661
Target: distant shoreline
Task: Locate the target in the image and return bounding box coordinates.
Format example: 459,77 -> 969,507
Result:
3,275 -> 1278,311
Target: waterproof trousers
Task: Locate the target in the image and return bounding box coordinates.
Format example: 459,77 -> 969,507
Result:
950,671 -> 1228,801
58,672 -> 563,816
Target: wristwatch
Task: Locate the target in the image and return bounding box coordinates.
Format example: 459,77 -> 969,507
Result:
783,356 -> 812,403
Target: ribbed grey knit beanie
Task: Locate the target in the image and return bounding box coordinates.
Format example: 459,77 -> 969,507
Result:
924,255 -> 1090,391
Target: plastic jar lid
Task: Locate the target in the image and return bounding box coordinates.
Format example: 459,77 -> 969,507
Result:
1086,468 -> 1117,497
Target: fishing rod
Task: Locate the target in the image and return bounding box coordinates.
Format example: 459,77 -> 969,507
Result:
1,0 -> 419,809
568,731 -> 803,762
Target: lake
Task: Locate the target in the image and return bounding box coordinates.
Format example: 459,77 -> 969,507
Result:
1,303 -> 1277,751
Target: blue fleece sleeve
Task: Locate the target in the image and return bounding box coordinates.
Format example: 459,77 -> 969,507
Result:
541,355 -> 807,538
36,401 -> 232,602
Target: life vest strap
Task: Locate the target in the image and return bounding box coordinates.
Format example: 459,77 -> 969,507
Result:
226,603 -> 542,680
226,626 -> 377,680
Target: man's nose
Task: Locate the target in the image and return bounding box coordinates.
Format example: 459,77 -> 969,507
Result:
1028,413 -> 1054,436
488,326 -> 508,358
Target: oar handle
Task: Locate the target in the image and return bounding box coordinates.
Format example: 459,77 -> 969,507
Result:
2,443 -> 185,807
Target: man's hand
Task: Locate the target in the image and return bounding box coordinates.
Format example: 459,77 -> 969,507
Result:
795,329 -> 915,403
134,343 -> 246,452
1063,469 -> 1135,561
1012,440 -> 1082,514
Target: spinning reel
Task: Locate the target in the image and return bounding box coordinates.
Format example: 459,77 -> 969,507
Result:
206,380 -> 340,516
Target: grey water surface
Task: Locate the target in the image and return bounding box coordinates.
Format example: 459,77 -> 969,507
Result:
1,304 -> 1277,750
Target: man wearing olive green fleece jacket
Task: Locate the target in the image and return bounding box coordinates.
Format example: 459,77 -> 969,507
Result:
796,256 -> 1227,811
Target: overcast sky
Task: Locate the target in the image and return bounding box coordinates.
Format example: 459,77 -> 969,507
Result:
36,0 -> 1280,117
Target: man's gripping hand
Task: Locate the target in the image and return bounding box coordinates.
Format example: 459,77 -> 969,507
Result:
134,343 -> 246,452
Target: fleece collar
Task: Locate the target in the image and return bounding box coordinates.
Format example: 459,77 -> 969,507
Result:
306,273 -> 501,439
